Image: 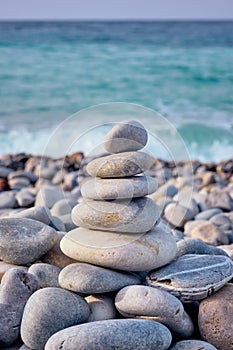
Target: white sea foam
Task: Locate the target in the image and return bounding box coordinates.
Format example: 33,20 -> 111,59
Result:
1,121 -> 233,163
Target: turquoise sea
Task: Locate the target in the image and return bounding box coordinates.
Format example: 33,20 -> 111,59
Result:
0,21 -> 233,161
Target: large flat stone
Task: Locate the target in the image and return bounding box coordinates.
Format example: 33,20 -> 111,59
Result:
147,254 -> 233,302
72,197 -> 160,233
60,225 -> 177,271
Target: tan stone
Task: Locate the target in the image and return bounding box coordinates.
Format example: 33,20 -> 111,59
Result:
198,283 -> 233,350
191,222 -> 229,246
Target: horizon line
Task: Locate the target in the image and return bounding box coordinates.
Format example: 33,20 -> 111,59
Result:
0,18 -> 232,22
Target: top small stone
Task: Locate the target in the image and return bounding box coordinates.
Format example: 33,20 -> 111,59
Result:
103,120 -> 148,153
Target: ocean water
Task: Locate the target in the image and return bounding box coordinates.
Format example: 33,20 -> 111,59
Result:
0,20 -> 233,161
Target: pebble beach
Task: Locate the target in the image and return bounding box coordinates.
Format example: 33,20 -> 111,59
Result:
0,121 -> 232,349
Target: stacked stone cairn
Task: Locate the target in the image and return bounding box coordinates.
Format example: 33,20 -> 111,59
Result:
0,121 -> 233,350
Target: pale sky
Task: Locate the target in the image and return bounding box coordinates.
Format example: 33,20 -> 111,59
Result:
0,0 -> 232,20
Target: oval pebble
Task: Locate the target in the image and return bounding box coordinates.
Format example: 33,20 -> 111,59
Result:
146,254 -> 233,302
21,287 -> 90,350
59,262 -> 140,294
103,120 -> 148,153
72,197 -> 160,233
198,283 -> 233,350
115,285 -> 194,338
45,319 -> 172,350
81,175 -> 157,200
0,218 -> 58,264
195,208 -> 222,220
60,225 -> 177,271
86,151 -> 153,178
169,340 -> 217,350
0,268 -> 38,347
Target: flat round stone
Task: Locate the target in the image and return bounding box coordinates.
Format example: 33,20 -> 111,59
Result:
72,197 -> 160,233
45,319 -> 172,350
59,262 -> 140,294
115,285 -> 194,338
103,120 -> 148,153
21,287 -> 90,350
60,225 -> 177,271
146,254 -> 233,302
86,151 -> 153,178
0,218 -> 58,265
81,176 -> 158,200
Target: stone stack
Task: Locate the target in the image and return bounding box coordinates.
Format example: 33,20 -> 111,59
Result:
4,121 -> 232,350
60,121 -> 178,273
